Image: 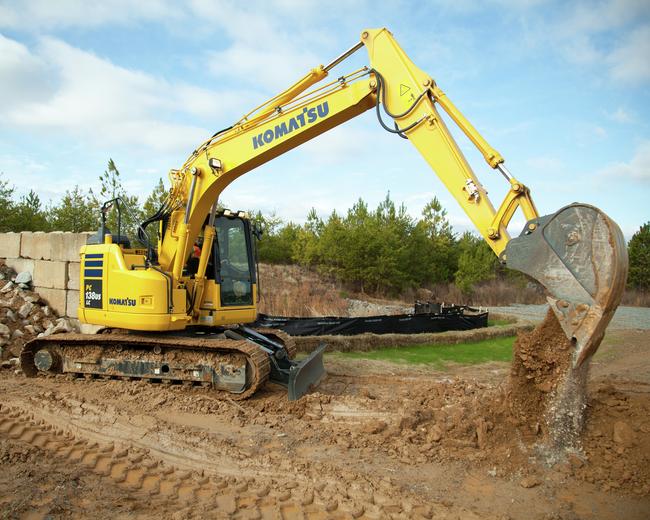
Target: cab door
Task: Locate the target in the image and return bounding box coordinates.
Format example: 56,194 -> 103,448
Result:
214,216 -> 255,307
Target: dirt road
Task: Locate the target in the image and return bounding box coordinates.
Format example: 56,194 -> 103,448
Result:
1,326 -> 649,519
490,304 -> 650,330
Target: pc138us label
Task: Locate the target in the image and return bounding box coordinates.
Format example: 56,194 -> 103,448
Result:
84,279 -> 103,309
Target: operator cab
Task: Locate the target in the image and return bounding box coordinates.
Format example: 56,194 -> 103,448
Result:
212,211 -> 257,306
187,210 -> 257,307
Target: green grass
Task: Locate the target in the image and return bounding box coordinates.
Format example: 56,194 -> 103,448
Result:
329,336 -> 515,369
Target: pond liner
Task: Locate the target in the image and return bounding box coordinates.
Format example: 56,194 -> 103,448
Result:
253,304 -> 488,337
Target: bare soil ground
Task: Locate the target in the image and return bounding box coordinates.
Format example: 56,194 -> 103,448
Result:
1,320 -> 648,519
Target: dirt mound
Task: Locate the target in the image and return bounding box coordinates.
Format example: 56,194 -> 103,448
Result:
506,309 -> 615,460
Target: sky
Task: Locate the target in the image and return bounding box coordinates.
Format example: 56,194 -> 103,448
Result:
0,0 -> 649,239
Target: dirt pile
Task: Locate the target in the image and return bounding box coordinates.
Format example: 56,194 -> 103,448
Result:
0,260 -> 76,365
506,308 -> 624,462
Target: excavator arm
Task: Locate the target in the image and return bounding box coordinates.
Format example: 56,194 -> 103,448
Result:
24,27 -> 624,402
157,27 -> 627,368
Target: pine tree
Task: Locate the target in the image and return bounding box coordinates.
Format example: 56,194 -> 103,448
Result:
417,197 -> 457,285
11,190 -> 49,232
454,231 -> 497,294
142,178 -> 168,218
140,178 -> 169,246
50,186 -> 99,232
628,222 -> 650,289
95,159 -> 142,243
0,173 -> 16,232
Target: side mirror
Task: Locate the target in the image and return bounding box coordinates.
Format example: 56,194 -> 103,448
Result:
252,224 -> 263,240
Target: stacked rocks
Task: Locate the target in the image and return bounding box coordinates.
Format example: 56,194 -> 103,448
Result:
0,260 -> 77,368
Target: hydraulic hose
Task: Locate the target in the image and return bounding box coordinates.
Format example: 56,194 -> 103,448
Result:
371,69 -> 428,137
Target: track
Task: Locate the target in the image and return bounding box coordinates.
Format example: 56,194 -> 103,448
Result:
21,332 -> 271,400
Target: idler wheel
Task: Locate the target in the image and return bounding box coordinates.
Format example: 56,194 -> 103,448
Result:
34,349 -> 60,372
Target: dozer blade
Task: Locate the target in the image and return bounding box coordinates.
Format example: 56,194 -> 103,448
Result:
504,203 -> 628,367
287,344 -> 327,401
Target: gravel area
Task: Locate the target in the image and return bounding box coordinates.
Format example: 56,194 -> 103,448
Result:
490,303 -> 650,330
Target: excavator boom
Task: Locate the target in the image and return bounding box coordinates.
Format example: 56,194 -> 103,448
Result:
158,27 -> 627,367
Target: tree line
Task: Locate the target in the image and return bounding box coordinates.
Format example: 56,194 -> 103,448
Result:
1,159 -> 648,296
251,195 -> 509,296
252,197 -> 650,295
0,159 -> 167,241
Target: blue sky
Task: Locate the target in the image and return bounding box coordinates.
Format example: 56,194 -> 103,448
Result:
1,0 -> 648,239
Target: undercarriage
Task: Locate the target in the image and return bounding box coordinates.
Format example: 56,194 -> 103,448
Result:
21,328 -> 326,401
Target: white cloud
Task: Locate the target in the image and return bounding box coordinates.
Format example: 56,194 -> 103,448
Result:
607,25 -> 650,85
551,2 -> 650,85
297,124 -> 373,166
561,34 -> 603,65
0,153 -> 49,175
0,35 -> 251,153
593,126 -> 607,139
0,0 -> 182,29
207,42 -> 319,91
607,107 -> 635,123
428,0 -> 549,14
555,0 -> 648,36
0,34 -> 53,110
189,1 -> 325,90
599,140 -> 650,182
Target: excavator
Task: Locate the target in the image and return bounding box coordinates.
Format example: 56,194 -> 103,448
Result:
22,28 -> 628,401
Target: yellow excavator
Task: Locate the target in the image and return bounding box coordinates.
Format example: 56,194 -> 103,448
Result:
22,28 -> 628,400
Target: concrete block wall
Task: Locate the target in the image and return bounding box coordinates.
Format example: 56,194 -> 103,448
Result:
0,231 -> 92,318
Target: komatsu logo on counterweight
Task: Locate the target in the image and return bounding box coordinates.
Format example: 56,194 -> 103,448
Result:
109,297 -> 137,307
252,102 -> 329,149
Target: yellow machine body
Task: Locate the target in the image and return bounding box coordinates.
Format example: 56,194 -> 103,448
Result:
78,242 -> 257,331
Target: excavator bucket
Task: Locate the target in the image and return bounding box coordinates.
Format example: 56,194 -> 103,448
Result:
287,344 -> 327,401
504,203 -> 628,367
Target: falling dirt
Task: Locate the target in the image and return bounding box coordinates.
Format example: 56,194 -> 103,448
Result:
507,308 -> 592,458
509,309 -> 574,422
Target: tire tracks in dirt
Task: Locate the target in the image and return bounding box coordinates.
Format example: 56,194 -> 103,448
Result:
0,400 -> 436,519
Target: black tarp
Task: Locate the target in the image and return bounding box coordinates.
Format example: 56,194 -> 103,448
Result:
254,306 -> 488,337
